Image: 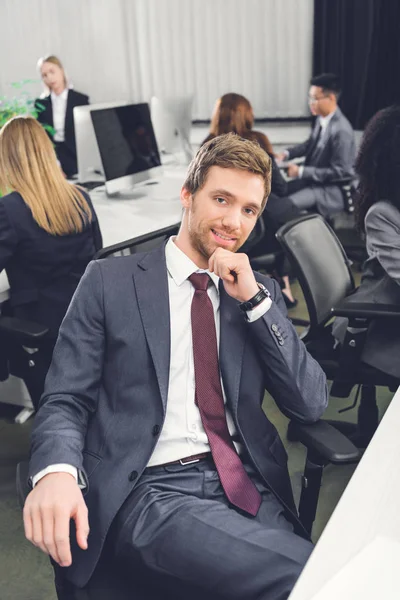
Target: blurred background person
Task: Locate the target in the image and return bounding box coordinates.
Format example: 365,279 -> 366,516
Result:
333,105 -> 400,379
202,93 -> 301,307
0,116 -> 102,409
276,73 -> 356,218
35,55 -> 89,177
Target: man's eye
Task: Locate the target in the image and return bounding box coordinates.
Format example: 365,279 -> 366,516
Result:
244,208 -> 255,215
216,197 -> 226,204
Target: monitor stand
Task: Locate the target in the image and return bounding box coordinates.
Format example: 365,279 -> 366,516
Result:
105,178 -> 161,200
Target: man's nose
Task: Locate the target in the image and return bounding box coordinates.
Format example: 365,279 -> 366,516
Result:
222,209 -> 241,231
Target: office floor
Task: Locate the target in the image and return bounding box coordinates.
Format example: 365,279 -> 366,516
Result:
0,123 -> 377,599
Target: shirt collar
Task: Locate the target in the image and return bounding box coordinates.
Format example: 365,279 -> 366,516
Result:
319,109 -> 336,130
51,88 -> 69,103
165,237 -> 220,292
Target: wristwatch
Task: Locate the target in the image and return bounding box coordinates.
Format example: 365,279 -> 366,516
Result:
238,282 -> 271,313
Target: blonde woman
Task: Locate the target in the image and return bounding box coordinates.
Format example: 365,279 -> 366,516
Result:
0,116 -> 102,408
35,54 -> 89,176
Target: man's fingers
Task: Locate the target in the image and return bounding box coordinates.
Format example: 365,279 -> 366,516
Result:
23,505 -> 33,543
41,506 -> 62,565
74,503 -> 89,551
30,505 -> 48,555
53,506 -> 73,566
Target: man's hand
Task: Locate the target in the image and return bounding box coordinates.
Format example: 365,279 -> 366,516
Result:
23,472 -> 89,567
209,248 -> 259,302
287,164 -> 300,178
274,151 -> 287,163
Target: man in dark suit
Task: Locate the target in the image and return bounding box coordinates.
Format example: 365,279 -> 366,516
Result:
23,134 -> 328,600
276,73 -> 356,218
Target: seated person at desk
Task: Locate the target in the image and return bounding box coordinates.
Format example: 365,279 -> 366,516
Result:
203,93 -> 301,308
36,54 -> 89,177
23,134 -> 327,600
333,105 -> 400,379
276,73 -> 356,218
0,116 -> 102,408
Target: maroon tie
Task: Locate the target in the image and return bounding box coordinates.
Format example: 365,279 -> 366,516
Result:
189,273 -> 261,516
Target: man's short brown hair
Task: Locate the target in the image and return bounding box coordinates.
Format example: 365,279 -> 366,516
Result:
183,133 -> 272,211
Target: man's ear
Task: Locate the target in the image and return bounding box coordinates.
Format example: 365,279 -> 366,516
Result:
180,186 -> 192,209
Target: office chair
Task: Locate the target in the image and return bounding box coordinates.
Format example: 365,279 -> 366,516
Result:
327,177 -> 367,267
0,310 -> 50,419
276,214 -> 400,448
16,223 -> 360,599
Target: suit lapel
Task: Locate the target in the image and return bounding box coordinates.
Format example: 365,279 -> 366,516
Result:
219,282 -> 247,414
133,244 -> 170,411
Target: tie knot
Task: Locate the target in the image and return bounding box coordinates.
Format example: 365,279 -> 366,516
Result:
189,272 -> 210,291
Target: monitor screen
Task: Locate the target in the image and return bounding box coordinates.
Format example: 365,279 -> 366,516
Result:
90,103 -> 162,193
74,101 -> 127,183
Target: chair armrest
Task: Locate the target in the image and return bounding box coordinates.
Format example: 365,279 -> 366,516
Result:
16,461 -> 31,508
289,420 -> 360,464
0,316 -> 49,346
331,298 -> 400,320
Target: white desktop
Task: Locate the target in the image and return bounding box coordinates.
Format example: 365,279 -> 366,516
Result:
150,95 -> 194,164
73,101 -> 128,184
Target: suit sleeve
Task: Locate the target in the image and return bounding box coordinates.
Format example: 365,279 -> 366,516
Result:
287,135 -> 313,160
0,202 -> 18,272
29,260 -> 105,482
365,203 -> 400,286
301,129 -> 355,184
248,276 -> 328,422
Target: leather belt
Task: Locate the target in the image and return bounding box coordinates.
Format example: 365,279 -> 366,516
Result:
152,452 -> 212,468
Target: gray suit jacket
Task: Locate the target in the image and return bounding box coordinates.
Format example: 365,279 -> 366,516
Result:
333,200 -> 400,378
288,108 -> 356,216
29,243 -> 328,587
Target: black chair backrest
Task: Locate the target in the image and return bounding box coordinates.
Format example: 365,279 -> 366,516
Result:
94,223 -> 181,259
240,216 -> 266,254
276,214 -> 355,329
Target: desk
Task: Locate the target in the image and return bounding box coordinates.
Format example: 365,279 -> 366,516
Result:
90,167 -> 184,247
289,387 -> 400,599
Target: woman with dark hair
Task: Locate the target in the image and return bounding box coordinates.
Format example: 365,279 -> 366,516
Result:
333,105 -> 400,378
35,54 -> 89,177
203,93 -> 301,307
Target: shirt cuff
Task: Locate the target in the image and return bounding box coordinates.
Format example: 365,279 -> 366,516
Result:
298,166 -> 304,178
32,464 -> 86,489
246,296 -> 272,322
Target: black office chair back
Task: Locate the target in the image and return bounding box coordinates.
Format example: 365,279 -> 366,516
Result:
94,223 -> 181,260
276,214 -> 355,329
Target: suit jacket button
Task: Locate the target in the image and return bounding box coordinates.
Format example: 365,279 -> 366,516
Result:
152,425 -> 161,436
271,324 -> 278,332
129,470 -> 138,481
278,339 -> 284,346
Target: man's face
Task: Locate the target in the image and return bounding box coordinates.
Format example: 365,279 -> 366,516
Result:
308,85 -> 332,116
180,166 -> 265,265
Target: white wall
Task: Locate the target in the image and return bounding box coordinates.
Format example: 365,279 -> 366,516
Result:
0,0 -> 314,120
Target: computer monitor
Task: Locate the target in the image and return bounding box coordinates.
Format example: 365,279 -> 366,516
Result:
150,95 -> 194,163
91,103 -> 162,195
73,101 -> 127,183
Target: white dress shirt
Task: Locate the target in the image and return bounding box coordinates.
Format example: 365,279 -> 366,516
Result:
51,88 -> 69,142
32,237 -> 272,485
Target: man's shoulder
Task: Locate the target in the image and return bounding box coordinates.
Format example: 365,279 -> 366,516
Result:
332,108 -> 354,134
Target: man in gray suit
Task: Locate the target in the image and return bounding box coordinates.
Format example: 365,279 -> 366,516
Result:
277,73 -> 356,218
23,134 -> 328,600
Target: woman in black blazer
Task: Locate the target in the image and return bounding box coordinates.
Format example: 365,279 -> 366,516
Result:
35,55 -> 89,177
0,116 -> 102,407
